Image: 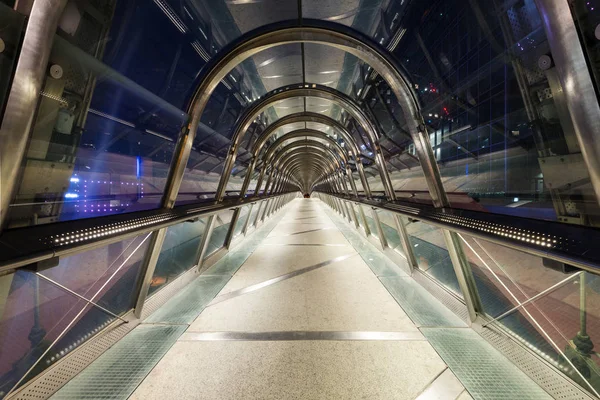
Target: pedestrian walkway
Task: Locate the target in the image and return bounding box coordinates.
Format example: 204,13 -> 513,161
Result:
52,199 -> 553,400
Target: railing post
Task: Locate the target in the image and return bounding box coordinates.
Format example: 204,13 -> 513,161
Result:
442,230 -> 483,322
241,203 -> 254,235
393,214 -> 418,273
133,228 -> 168,318
224,207 -> 240,249
195,214 -> 217,273
371,207 -> 389,250
357,203 -> 371,236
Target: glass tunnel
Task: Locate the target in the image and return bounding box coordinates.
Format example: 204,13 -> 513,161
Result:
1,0 -> 600,398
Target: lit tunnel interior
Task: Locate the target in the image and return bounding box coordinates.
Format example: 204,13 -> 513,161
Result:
2,0 -> 600,398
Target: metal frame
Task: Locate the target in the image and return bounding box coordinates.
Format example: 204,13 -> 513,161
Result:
0,0 -> 68,232
534,0 -> 600,209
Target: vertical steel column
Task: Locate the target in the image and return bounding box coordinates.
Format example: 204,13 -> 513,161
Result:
252,200 -> 265,227
195,214 -> 217,273
241,203 -> 254,235
133,228 -> 167,318
534,0 -> 600,207
259,198 -> 271,222
254,167 -> 267,196
442,230 -> 483,322
348,202 -> 360,228
371,207 -> 389,249
346,167 -> 359,196
393,214 -> 418,272
224,207 -> 240,249
0,0 -> 68,231
358,203 -> 371,236
355,160 -> 372,198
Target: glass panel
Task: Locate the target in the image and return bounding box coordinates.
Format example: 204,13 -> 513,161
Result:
246,203 -> 262,232
0,234 -> 149,394
6,4 -> 191,228
571,0 -> 600,94
233,206 -> 251,237
148,218 -> 208,296
302,0 -> 387,40
394,0 -> 600,224
204,209 -> 235,260
404,218 -> 462,298
0,3 -> 25,118
375,209 -> 402,251
362,205 -> 378,237
458,233 -> 600,395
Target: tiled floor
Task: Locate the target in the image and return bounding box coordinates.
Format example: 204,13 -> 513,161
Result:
52,199 -> 554,399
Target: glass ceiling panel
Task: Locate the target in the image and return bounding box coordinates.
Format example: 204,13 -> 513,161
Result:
302,0 -> 384,38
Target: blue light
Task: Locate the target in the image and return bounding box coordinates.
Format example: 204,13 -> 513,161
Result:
514,197 -> 519,202
136,156 -> 141,179
65,193 -> 79,199
70,177 -> 80,183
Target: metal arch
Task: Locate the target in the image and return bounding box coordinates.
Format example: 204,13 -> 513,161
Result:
257,129 -> 359,197
254,112 -> 360,156
278,153 -> 341,191
262,129 -> 349,165
275,148 -> 339,178
175,19 -> 449,206
281,157 -> 332,193
276,152 -> 337,184
287,161 -> 335,194
270,145 -> 341,178
240,112 -> 370,197
214,84 -> 394,201
266,140 -> 344,171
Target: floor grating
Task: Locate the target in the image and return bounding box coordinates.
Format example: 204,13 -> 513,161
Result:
51,325 -> 186,399
422,328 -> 552,399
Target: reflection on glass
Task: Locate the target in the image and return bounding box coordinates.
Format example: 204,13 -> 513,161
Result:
375,209 -> 402,251
362,205 -> 378,237
204,210 -> 234,259
390,0 -> 599,224
0,234 -> 148,396
233,206 -> 251,237
460,234 -> 600,395
404,218 -> 462,297
0,4 -> 25,118
149,219 -> 208,296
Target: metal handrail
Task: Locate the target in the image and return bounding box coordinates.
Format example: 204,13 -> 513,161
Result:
323,192 -> 600,275
0,191 -> 296,273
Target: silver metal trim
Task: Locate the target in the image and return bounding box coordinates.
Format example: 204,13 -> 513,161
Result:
0,0 -> 68,231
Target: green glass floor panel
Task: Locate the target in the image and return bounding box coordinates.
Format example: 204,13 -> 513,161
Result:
144,275 -> 230,325
204,250 -> 252,276
323,208 -> 406,277
421,328 -> 552,400
51,324 -> 186,400
359,251 -> 407,277
379,277 -> 467,327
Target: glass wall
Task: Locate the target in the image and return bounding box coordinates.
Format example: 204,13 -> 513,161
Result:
387,0 -> 600,225
459,234 -> 600,396
404,218 -> 462,298
0,233 -> 149,395
148,218 -> 208,296
204,209 -> 235,260
375,209 -> 403,252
